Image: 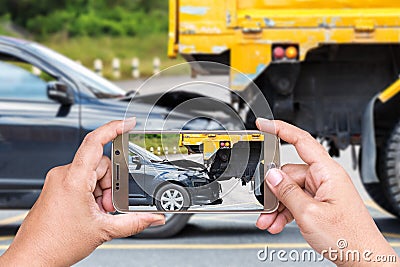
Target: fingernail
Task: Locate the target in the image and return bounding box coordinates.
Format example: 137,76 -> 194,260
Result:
150,218 -> 165,227
256,118 -> 271,124
124,117 -> 136,129
125,117 -> 136,123
256,118 -> 264,127
256,118 -> 274,130
266,168 -> 283,187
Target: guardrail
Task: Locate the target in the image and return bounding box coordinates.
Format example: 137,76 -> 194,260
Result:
92,57 -> 161,79
31,57 -> 162,80
149,146 -> 179,155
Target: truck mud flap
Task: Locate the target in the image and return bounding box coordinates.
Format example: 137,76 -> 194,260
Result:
361,94 -> 380,184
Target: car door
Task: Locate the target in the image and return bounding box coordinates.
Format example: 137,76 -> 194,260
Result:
0,55 -> 80,189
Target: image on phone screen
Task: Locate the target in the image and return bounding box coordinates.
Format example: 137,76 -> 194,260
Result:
112,131 -> 279,213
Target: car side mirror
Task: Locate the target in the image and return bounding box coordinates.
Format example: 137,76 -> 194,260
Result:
131,155 -> 142,170
47,81 -> 74,105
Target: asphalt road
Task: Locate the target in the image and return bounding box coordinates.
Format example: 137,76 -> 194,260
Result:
0,145 -> 398,266
0,77 -> 398,266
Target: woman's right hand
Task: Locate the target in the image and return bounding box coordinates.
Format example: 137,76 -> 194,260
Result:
256,118 -> 399,266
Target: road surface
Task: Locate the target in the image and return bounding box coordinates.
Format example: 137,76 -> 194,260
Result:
0,144 -> 397,266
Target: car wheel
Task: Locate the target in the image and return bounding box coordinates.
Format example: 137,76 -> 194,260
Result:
155,183 -> 191,211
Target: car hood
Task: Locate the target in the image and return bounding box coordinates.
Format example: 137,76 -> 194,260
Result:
150,159 -> 207,173
125,91 -> 242,130
163,159 -> 207,172
80,97 -> 217,133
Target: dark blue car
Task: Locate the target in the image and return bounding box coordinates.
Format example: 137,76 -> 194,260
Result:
128,143 -> 221,211
0,36 -> 229,237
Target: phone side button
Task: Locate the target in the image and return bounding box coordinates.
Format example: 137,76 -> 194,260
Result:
115,163 -> 120,181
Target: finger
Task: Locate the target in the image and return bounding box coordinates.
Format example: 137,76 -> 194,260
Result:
267,208 -> 294,234
266,168 -> 315,219
281,164 -> 308,188
97,163 -> 113,212
90,156 -> 111,193
256,211 -> 278,230
96,196 -> 106,213
277,202 -> 286,213
102,188 -> 115,212
93,183 -> 102,198
256,118 -> 330,165
72,118 -> 136,174
104,213 -> 165,238
96,156 -> 110,181
256,203 -> 293,231
99,162 -> 112,191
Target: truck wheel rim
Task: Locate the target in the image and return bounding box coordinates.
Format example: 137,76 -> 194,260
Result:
160,189 -> 184,211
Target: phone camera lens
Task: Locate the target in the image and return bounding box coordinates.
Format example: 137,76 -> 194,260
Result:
115,150 -> 120,155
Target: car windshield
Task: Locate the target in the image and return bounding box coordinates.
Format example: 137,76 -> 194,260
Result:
129,142 -> 163,162
27,43 -> 126,98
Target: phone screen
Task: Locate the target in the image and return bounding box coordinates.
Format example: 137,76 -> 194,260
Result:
112,131 -> 279,213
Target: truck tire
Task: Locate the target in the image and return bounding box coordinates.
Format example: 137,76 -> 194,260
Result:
363,183 -> 397,215
135,214 -> 192,238
255,182 -> 264,205
378,120 -> 400,217
360,146 -> 397,216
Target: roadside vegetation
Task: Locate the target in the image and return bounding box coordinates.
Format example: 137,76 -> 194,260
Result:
0,0 -> 184,78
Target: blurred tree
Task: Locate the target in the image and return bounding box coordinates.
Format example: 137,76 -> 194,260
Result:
2,0 -> 66,26
0,0 -> 168,38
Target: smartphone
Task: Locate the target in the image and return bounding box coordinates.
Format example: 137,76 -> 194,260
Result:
112,130 -> 280,213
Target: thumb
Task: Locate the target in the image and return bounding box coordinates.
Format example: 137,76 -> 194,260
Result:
266,168 -> 313,218
105,213 -> 165,238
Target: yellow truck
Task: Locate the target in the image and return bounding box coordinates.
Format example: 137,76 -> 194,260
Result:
169,0 -> 400,217
179,132 -> 266,204
180,132 -> 263,160
180,132 -> 263,178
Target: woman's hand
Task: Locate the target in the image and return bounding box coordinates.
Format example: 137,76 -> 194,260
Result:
1,118 -> 165,266
256,118 -> 399,265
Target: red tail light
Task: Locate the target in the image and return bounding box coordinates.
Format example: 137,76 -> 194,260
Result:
273,46 -> 285,60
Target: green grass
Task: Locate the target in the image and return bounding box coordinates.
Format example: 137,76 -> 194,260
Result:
130,134 -> 187,156
0,22 -> 17,36
42,33 -> 185,79
0,26 -> 9,35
